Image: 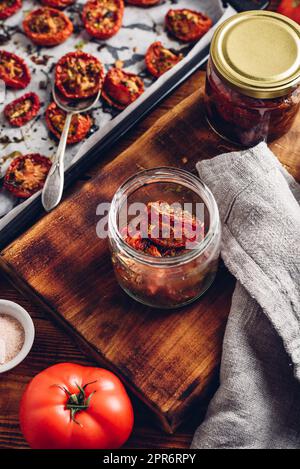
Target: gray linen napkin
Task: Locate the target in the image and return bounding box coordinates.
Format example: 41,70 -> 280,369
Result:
192,142 -> 300,449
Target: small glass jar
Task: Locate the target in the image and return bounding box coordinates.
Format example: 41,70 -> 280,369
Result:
108,168 -> 221,309
205,11 -> 300,147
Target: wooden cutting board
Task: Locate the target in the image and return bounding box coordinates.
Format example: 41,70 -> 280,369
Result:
1,72 -> 299,433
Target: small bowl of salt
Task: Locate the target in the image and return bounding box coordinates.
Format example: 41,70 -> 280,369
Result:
0,299 -> 35,373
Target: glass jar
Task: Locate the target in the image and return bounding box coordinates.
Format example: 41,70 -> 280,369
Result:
205,11 -> 300,147
108,168 -> 221,309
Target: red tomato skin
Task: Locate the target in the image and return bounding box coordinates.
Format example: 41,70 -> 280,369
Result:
4,153 -> 51,198
0,50 -> 31,89
82,0 -> 124,40
145,41 -> 182,78
41,0 -> 75,8
20,363 -> 134,449
45,102 -> 92,144
55,51 -> 105,99
0,0 -> 22,20
4,92 -> 40,127
278,0 -> 300,23
165,9 -> 212,43
102,67 -> 144,110
126,0 -> 160,6
23,8 -> 73,47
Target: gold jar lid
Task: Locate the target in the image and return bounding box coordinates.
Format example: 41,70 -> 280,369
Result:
210,10 -> 300,99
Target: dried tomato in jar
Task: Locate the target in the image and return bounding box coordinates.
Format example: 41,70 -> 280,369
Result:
109,168 -> 221,309
205,11 -> 300,147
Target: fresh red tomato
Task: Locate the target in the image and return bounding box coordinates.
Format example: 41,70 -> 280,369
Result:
4,153 -> 51,198
278,0 -> 300,23
0,50 -> 31,89
165,9 -> 212,42
0,0 -> 22,19
55,51 -> 105,99
126,0 -> 160,6
20,363 -> 134,449
41,0 -> 75,8
145,41 -> 183,78
4,92 -> 40,127
23,7 -> 73,47
82,0 -> 124,40
46,102 -> 92,144
102,67 -> 144,109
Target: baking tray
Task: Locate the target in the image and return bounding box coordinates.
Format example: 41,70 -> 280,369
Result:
0,0 -> 269,249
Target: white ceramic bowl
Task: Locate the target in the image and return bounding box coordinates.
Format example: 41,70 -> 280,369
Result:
0,299 -> 35,373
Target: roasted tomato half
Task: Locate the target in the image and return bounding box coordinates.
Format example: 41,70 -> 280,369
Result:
46,102 -> 92,144
147,201 -> 203,249
102,67 -> 144,110
55,51 -> 105,99
4,92 -> 40,127
145,41 -> 183,78
23,7 -> 73,47
0,50 -> 30,89
0,0 -> 22,20
82,0 -> 124,40
165,9 -> 212,43
4,154 -> 51,199
125,0 -> 160,6
41,0 -> 75,8
122,227 -> 164,258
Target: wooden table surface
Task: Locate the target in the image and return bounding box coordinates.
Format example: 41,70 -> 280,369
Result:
0,0 -> 280,450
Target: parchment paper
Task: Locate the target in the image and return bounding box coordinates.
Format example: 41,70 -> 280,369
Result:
0,0 -> 236,232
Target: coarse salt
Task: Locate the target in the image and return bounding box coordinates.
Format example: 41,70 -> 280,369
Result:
0,314 -> 25,365
0,338 -> 5,364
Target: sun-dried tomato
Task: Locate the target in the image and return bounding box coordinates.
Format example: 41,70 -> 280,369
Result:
126,0 -> 160,6
4,154 -> 52,199
4,92 -> 40,127
55,51 -> 105,99
147,201 -> 202,249
145,41 -> 183,78
45,102 -> 92,144
41,0 -> 75,8
23,7 -> 73,47
82,0 -> 124,40
0,0 -> 22,20
0,50 -> 31,89
165,9 -> 212,42
102,67 -> 144,110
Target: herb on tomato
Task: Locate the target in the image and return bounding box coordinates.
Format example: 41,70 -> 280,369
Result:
46,102 -> 92,144
102,67 -> 144,110
4,92 -> 40,127
20,363 -> 134,449
4,154 -> 51,199
55,51 -> 105,99
0,50 -> 30,89
126,0 -> 160,6
23,7 -> 73,47
145,41 -> 183,78
165,9 -> 212,43
41,0 -> 75,8
0,0 -> 22,20
82,0 -> 124,40
278,0 -> 300,23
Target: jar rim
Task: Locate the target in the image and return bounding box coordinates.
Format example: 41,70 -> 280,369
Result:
210,10 -> 300,99
108,167 -> 220,267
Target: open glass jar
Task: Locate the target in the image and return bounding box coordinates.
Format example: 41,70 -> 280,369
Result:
205,11 -> 300,146
108,168 -> 221,309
